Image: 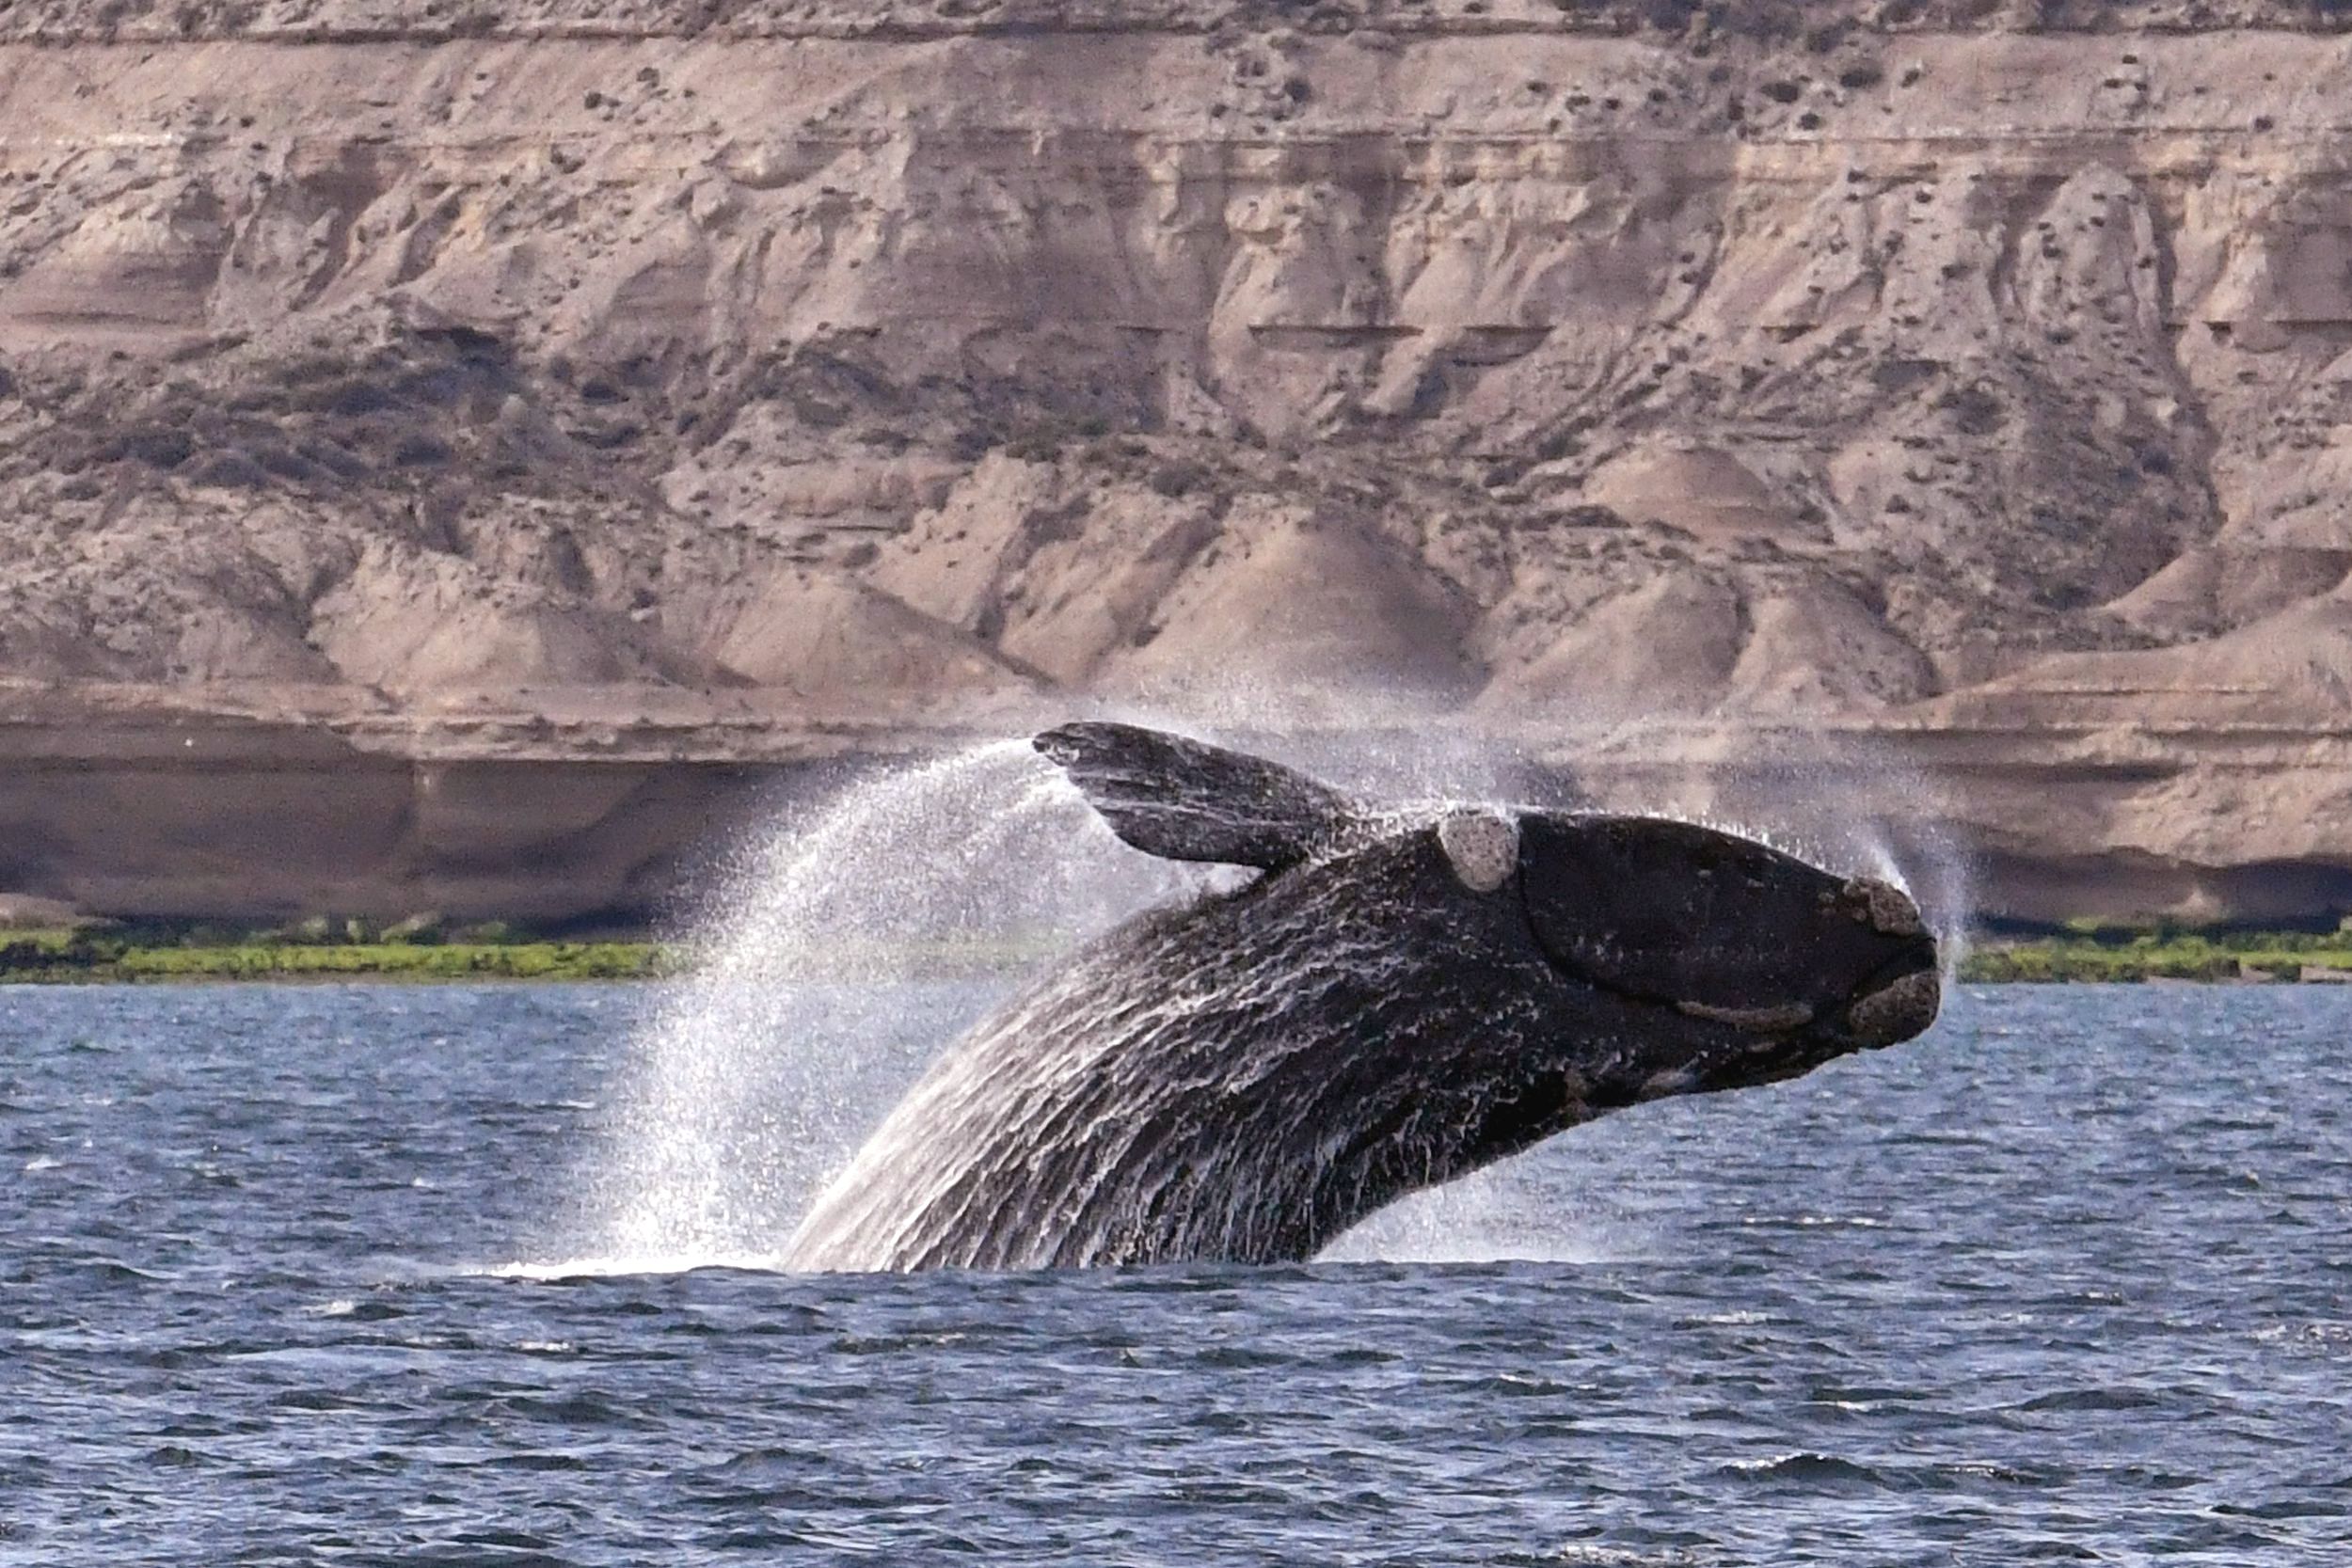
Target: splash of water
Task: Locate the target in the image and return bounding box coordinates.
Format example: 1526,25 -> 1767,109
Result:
563,738 -> 1212,1275
1691,737 -> 1977,982
1317,1161 -> 1631,1267
1492,714 -> 1978,977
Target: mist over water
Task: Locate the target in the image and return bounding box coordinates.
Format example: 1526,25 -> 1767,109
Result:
573,741 -> 1213,1273
556,710 -> 1969,1275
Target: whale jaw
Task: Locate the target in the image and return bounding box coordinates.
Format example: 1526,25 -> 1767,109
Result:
1845,965 -> 1942,1048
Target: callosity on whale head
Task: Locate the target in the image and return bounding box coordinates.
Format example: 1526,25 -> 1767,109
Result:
783,721 -> 1943,1273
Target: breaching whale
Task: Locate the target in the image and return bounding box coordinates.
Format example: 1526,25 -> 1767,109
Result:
785,722 -> 1941,1274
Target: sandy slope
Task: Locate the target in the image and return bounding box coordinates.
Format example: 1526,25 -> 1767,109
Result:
6,0 -> 2352,922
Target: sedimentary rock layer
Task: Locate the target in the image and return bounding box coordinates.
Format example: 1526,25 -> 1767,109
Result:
6,1 -> 2352,921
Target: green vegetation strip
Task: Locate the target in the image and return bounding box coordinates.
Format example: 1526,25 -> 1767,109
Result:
1957,934 -> 2352,984
8,928 -> 2352,985
0,932 -> 682,983
0,927 -> 1061,983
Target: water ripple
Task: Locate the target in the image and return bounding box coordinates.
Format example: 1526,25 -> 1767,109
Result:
4,984 -> 2350,1564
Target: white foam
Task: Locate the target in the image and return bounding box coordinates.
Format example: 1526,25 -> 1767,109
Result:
480,1251 -> 795,1281
1318,1160 -> 1641,1267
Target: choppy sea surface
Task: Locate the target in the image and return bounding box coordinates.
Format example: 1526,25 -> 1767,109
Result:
5,982 -> 2349,1565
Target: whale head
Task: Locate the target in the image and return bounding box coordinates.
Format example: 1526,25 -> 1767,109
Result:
1439,808 -> 1941,1099
1037,720 -> 1942,1103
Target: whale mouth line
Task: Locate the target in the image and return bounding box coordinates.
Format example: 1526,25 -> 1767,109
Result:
1558,958 -> 1937,1050
1518,880 -> 1941,1053
1571,958 -> 1938,1043
1675,997 -> 1818,1033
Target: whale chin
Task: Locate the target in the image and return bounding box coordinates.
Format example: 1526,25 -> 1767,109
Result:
1844,965 -> 1943,1049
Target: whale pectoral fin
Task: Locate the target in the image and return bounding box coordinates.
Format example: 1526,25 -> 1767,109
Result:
1034,721 -> 1358,870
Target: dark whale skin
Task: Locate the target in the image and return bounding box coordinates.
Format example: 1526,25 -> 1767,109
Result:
785,734 -> 1941,1274
790,831 -> 1580,1272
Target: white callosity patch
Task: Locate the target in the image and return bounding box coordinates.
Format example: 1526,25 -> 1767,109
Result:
1438,810 -> 1518,895
1844,876 -> 1928,939
1847,969 -> 1943,1048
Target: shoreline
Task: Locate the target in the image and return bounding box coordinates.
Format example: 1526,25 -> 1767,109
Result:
8,931 -> 2352,986
0,929 -> 1060,984
0,935 -> 683,984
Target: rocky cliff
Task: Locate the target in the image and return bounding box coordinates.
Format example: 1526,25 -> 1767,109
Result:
6,0 -> 2352,925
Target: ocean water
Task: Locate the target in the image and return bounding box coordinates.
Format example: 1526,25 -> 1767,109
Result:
4,981 -> 2348,1565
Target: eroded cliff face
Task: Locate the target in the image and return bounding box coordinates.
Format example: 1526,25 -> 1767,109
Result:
6,0 -> 2352,922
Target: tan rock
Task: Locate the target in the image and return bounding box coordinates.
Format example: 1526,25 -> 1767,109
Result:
0,4 -> 2350,920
